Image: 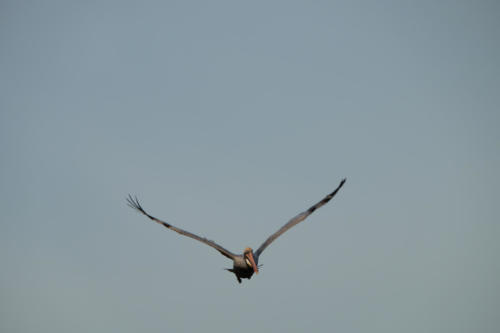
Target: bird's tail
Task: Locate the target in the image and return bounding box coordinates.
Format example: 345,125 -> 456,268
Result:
224,268 -> 241,283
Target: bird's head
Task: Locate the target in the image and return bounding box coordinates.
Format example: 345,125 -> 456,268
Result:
243,247 -> 258,274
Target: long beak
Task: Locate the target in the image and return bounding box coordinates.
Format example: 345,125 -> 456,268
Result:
247,252 -> 259,274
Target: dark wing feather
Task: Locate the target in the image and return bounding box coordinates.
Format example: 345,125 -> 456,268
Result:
126,195 -> 236,260
255,179 -> 346,258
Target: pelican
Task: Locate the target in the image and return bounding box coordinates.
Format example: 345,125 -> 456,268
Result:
126,178 -> 346,283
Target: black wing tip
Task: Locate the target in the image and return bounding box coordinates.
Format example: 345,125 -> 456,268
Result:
332,178 -> 346,192
126,194 -> 145,214
337,178 -> 347,190
323,178 -> 347,200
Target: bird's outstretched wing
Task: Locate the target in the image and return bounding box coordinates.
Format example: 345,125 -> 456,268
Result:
255,179 -> 346,258
126,195 -> 236,260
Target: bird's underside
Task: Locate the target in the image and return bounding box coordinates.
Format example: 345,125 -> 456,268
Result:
127,178 -> 346,283
225,263 -> 253,284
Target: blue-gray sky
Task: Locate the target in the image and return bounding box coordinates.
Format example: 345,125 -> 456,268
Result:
1,1 -> 499,332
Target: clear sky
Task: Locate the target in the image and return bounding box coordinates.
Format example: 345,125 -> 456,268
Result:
1,1 -> 499,332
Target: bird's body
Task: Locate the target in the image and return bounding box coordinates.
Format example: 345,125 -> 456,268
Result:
127,178 -> 345,283
226,254 -> 258,283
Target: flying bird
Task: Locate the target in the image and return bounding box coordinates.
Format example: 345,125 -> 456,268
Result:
126,178 -> 346,283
